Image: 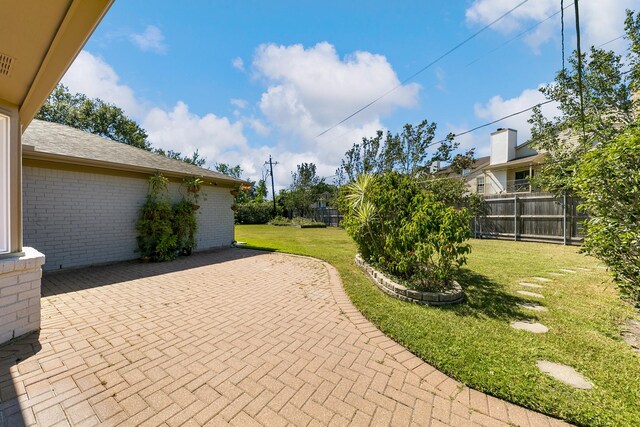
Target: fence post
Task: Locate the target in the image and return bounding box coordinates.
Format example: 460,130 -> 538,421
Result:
563,192 -> 567,245
514,195 -> 518,241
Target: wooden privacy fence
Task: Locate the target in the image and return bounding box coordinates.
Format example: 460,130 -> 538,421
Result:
473,192 -> 586,245
308,207 -> 343,227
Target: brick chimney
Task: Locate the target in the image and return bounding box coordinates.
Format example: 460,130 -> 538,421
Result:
490,128 -> 517,165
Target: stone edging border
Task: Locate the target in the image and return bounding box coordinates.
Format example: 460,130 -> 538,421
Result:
354,254 -> 464,305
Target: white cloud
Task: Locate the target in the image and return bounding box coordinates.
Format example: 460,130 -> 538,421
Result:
254,42 -> 419,128
143,101 -> 247,163
129,25 -> 167,54
250,42 -> 419,174
232,57 -> 245,71
61,44 -> 420,191
473,86 -> 560,147
230,98 -> 248,109
246,118 -> 271,137
61,51 -> 142,117
466,0 -> 634,52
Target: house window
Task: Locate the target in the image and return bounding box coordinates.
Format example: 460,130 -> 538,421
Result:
476,176 -> 485,194
0,113 -> 9,254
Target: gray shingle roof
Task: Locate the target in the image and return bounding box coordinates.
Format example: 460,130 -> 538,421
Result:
22,120 -> 245,185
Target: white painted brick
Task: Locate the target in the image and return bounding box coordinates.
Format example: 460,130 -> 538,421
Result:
17,288 -> 40,300
23,166 -> 235,270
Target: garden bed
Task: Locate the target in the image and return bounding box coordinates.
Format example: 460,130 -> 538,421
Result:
355,254 -> 463,305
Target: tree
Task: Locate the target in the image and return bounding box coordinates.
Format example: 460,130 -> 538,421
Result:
214,163 -> 243,179
575,124 -> 640,305
37,84 -> 206,165
284,163 -> 323,217
37,84 -> 150,150
530,9 -> 640,305
529,10 -> 639,194
336,119 -> 461,183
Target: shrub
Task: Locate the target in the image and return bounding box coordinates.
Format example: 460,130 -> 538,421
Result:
339,172 -> 471,291
136,174 -> 177,262
575,124 -> 640,305
235,202 -> 274,224
173,199 -> 197,255
268,216 -> 326,227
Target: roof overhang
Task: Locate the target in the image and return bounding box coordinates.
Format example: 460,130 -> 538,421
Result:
0,0 -> 114,128
22,147 -> 248,188
486,153 -> 546,170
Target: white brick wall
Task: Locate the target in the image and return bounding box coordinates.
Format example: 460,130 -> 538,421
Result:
23,166 -> 235,270
0,247 -> 45,345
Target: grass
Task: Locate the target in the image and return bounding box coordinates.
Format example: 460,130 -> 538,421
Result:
235,225 -> 640,427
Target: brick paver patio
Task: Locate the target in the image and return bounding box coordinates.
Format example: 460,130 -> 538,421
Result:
0,249 -> 568,426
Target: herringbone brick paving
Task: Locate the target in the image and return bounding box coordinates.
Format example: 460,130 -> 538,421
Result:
0,249 -> 568,426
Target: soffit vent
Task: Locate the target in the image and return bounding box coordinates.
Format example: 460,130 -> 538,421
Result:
0,53 -> 15,77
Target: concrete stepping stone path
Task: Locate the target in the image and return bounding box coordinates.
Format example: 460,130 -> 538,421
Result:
519,282 -> 544,288
532,277 -> 553,282
537,361 -> 593,389
518,302 -> 548,311
559,269 -> 576,273
517,290 -> 545,298
548,272 -> 565,276
510,321 -> 549,333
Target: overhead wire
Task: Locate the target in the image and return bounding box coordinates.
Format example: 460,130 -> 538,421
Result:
316,0 -> 531,137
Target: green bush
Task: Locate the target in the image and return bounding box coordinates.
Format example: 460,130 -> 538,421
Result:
136,173 -> 200,262
269,216 -> 326,227
173,199 -> 198,255
235,202 -> 274,224
575,124 -> 640,305
339,172 -> 471,291
136,174 -> 177,262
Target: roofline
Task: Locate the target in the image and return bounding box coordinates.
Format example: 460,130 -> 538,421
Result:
20,0 -> 115,128
22,147 -> 247,187
483,153 -> 546,171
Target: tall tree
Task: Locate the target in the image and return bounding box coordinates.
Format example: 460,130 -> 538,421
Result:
529,9 -> 640,305
529,11 -> 638,194
37,84 -> 150,150
336,119 -> 459,183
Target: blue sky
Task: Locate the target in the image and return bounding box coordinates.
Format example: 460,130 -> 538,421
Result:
61,0 -> 635,188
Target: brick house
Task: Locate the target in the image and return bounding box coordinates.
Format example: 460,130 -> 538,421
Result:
22,119 -> 244,271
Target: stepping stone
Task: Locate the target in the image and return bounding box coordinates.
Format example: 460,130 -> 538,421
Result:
532,277 -> 552,282
537,361 -> 593,389
518,302 -> 548,312
559,269 -> 576,273
510,321 -> 549,333
519,282 -> 543,289
517,290 -> 545,298
576,267 -> 592,272
548,272 -> 565,276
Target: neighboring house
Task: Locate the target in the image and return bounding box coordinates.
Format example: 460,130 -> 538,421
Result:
22,120 -> 244,271
436,128 -> 545,195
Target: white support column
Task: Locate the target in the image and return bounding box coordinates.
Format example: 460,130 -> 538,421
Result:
0,113 -> 9,254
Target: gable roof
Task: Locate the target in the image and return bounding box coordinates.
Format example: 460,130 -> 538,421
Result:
22,120 -> 246,186
435,155 -> 490,175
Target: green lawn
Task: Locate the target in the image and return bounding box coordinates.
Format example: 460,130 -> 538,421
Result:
235,225 -> 640,427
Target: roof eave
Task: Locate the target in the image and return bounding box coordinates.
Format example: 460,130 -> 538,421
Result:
22,149 -> 246,187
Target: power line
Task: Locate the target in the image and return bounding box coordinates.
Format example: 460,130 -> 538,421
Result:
465,2 -> 573,68
428,100 -> 555,149
316,0 -> 531,138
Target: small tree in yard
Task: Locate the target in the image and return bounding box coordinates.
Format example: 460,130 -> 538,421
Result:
339,172 -> 471,292
575,125 -> 640,305
529,9 -> 640,305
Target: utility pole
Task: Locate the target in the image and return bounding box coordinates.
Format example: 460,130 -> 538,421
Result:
265,155 -> 279,216
574,0 -> 586,138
